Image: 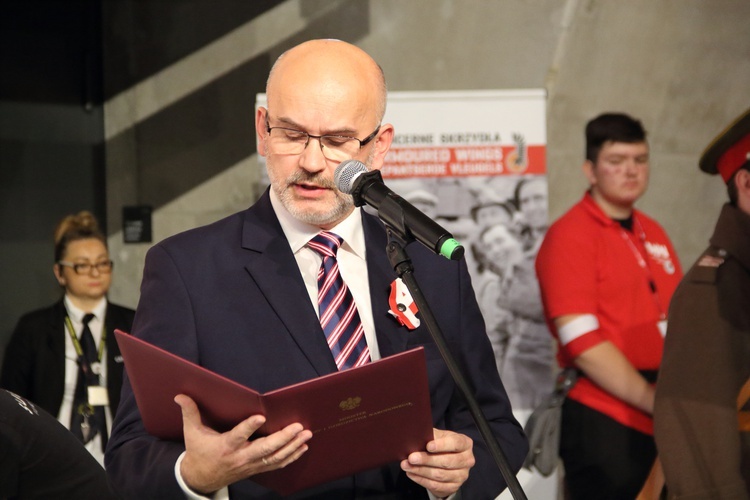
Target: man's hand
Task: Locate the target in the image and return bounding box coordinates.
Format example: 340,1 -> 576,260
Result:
174,394 -> 312,494
401,428 -> 475,498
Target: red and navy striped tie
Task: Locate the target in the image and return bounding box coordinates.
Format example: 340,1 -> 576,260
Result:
308,231 -> 370,370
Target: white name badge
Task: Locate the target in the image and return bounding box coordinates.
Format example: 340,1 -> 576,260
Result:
88,386 -> 109,406
657,319 -> 668,338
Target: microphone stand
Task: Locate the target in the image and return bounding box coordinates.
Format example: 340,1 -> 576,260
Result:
378,196 -> 527,500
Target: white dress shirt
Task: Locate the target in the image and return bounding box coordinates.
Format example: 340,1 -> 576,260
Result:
269,188 -> 382,361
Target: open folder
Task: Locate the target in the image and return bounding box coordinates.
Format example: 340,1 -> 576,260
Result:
114,330 -> 434,495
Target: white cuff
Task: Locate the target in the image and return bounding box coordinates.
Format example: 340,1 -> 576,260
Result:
174,451 -> 230,500
428,491 -> 457,500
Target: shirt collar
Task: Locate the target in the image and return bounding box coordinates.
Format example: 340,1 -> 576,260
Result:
63,295 -> 107,323
581,191 -> 640,228
269,188 -> 366,259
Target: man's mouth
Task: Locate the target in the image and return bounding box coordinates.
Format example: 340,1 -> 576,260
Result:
291,182 -> 332,197
296,182 -> 326,190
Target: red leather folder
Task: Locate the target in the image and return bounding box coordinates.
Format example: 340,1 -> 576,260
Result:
114,330 -> 434,495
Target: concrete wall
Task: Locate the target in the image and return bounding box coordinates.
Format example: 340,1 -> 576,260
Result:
101,0 -> 750,308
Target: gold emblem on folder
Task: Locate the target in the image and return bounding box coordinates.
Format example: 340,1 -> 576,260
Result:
339,397 -> 362,411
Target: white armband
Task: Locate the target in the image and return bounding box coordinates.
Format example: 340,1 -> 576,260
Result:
557,314 -> 599,345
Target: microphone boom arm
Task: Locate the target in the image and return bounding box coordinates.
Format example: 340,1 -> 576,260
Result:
383,226 -> 528,500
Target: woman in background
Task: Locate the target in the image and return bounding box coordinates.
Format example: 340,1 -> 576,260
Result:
0,210 -> 134,466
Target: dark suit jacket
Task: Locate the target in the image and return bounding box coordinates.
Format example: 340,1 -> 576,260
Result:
106,190 -> 527,500
0,299 -> 135,418
0,388 -> 119,499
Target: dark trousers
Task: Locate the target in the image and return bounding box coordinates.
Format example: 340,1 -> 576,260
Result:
560,399 -> 656,500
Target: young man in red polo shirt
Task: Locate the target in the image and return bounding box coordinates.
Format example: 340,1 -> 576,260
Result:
536,113 -> 683,499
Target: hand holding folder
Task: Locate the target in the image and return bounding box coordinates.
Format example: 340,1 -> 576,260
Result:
173,393 -> 312,494
114,330 -> 433,495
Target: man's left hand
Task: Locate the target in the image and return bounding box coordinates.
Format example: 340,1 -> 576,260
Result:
401,428 -> 475,498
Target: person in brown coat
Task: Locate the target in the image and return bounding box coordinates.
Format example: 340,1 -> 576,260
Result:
654,108 -> 750,499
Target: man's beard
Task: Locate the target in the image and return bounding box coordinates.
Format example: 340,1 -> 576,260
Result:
269,149 -> 375,227
273,168 -> 354,226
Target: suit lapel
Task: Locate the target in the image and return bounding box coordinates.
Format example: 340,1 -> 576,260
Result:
240,192 -> 337,376
104,304 -> 125,403
362,214 -> 410,358
49,301 -> 68,404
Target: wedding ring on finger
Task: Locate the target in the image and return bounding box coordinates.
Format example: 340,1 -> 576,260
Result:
261,457 -> 269,466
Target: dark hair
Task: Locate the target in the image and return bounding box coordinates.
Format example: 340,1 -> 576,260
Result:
727,163 -> 750,205
585,113 -> 647,163
53,211 -> 107,262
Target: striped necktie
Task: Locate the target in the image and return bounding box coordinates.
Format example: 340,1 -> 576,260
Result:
308,231 -> 370,370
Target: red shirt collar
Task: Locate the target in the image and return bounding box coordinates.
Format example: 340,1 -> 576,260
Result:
580,191 -> 639,228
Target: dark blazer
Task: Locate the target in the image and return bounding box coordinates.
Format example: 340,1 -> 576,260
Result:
0,388 -> 119,499
0,299 -> 135,418
106,190 -> 527,500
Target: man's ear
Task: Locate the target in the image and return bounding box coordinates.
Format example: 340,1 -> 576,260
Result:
368,123 -> 394,171
735,168 -> 750,214
255,107 -> 269,158
736,168 -> 750,192
582,160 -> 596,186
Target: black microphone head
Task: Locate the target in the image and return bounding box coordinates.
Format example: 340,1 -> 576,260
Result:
334,159 -> 368,194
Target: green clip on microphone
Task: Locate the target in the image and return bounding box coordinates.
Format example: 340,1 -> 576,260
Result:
334,159 -> 464,261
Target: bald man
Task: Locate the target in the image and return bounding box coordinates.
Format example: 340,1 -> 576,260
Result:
106,39 -> 526,499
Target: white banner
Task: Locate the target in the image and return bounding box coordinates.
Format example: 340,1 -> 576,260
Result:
382,90 -> 557,500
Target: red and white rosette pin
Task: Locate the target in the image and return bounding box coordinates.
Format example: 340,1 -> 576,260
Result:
387,278 -> 420,330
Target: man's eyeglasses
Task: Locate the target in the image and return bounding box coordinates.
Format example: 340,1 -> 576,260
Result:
265,116 -> 380,162
58,260 -> 114,275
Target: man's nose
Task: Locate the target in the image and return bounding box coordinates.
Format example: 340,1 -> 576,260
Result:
624,160 -> 639,175
298,137 -> 327,172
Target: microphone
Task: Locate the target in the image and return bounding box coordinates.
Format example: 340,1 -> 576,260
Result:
334,159 -> 464,261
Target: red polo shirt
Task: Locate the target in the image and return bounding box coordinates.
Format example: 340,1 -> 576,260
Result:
535,193 -> 683,434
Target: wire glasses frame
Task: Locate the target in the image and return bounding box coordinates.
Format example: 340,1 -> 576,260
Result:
58,260 -> 114,275
265,116 -> 380,162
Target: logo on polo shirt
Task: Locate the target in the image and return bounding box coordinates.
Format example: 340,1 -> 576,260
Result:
644,241 -> 676,275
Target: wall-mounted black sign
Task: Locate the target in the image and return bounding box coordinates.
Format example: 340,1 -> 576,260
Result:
122,205 -> 152,243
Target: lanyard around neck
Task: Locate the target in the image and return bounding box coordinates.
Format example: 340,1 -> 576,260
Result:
617,218 -> 665,319
64,315 -> 106,362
